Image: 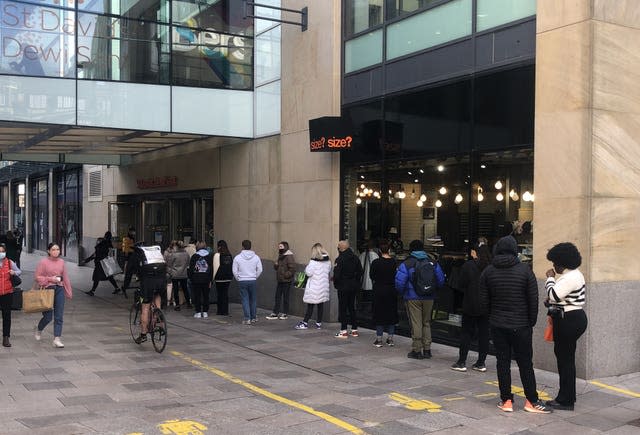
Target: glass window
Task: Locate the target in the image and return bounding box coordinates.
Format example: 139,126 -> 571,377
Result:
172,0 -> 252,36
255,25 -> 280,85
12,182 -> 25,243
476,0 -> 536,32
172,27 -> 253,89
341,100 -> 383,165
0,184 -> 8,234
386,0 -> 472,59
344,29 -> 382,73
0,1 -> 76,77
31,178 -> 48,251
79,0 -> 169,23
77,14 -> 170,84
255,0 -> 281,34
255,80 -> 280,136
345,0 -> 383,36
55,170 -> 81,259
385,0 -> 444,20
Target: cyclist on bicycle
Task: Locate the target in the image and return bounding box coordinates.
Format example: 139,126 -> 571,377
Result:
132,245 -> 167,344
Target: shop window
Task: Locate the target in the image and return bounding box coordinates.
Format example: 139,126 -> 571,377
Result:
342,101 -> 384,165
80,0 -> 170,23
31,178 -> 49,251
385,0 -> 444,20
344,30 -> 383,73
476,0 -> 536,32
345,0 -> 384,37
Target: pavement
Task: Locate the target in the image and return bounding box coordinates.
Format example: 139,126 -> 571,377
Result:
1,252 -> 640,434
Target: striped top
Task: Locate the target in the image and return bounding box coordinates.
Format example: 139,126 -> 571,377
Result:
546,268 -> 585,312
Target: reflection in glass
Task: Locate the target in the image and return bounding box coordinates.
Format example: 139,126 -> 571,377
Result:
385,0 -> 443,19
476,0 -> 536,32
255,25 -> 280,85
344,29 -> 382,73
172,0 -> 252,36
345,0 -> 383,36
80,0 -> 169,23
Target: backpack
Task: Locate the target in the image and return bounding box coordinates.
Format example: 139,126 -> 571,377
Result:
194,255 -> 209,274
405,257 -> 436,297
215,253 -> 233,280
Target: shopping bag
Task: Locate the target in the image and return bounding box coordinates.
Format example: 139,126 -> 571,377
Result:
544,316 -> 553,342
23,287 -> 55,313
100,256 -> 122,277
293,271 -> 308,289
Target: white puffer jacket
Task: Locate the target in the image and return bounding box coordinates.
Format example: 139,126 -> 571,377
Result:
303,257 -> 332,304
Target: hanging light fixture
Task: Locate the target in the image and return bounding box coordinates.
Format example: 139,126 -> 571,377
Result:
411,186 -> 416,199
435,199 -> 442,208
355,197 -> 362,205
495,180 -> 503,190
373,191 -> 381,198
417,200 -> 424,207
509,189 -> 519,201
496,192 -> 504,201
360,184 -> 365,189
419,194 -> 427,202
477,187 -> 484,202
522,191 -> 533,202
398,186 -> 406,199
454,193 -> 463,204
437,165 -> 445,172
438,186 -> 447,195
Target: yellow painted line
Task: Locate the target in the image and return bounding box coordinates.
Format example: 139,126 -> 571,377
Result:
170,351 -> 367,435
389,392 -> 441,412
485,381 -> 551,401
443,396 -> 466,401
158,419 -> 207,435
475,392 -> 498,398
589,381 -> 640,398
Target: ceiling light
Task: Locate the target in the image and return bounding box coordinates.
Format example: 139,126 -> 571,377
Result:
522,191 -> 533,202
454,193 -> 463,204
408,171 -> 412,175
411,187 -> 416,199
398,191 -> 406,199
419,169 -> 424,174
435,199 -> 442,208
496,192 -> 504,201
439,186 -> 447,195
360,175 -> 365,179
414,179 -> 419,183
355,197 -> 362,205
419,194 -> 427,202
360,184 -> 365,189
480,164 -> 486,169
437,165 -> 444,172
388,189 -> 393,194
477,187 -> 484,202
495,180 -> 503,190
373,191 -> 381,198
417,200 -> 424,207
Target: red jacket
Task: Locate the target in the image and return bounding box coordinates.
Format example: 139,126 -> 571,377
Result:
0,259 -> 15,296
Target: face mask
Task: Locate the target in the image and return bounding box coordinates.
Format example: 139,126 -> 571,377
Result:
278,249 -> 285,255
0,253 -> 5,260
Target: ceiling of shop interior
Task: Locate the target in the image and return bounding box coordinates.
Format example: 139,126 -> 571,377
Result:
0,121 -> 244,165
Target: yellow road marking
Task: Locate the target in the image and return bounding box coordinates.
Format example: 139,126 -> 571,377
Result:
158,419 -> 207,434
389,392 -> 442,412
589,381 -> 640,398
475,392 -> 498,398
485,381 -> 551,401
443,397 -> 466,401
114,326 -> 124,331
170,351 -> 367,435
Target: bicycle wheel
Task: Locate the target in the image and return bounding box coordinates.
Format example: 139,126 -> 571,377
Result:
129,302 -> 142,344
150,308 -> 167,353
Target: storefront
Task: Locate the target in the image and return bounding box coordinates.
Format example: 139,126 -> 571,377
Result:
55,170 -> 82,259
340,65 -> 535,344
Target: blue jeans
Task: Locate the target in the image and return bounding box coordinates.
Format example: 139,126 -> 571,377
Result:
376,325 -> 396,336
238,280 -> 257,321
38,285 -> 65,337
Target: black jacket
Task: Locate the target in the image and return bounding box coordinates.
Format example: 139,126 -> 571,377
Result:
479,236 -> 538,328
333,248 -> 363,292
459,259 -> 485,316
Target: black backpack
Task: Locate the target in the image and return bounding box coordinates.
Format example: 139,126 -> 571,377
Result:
405,257 -> 436,297
215,253 -> 233,280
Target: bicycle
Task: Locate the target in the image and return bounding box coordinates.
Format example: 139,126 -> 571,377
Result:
129,290 -> 167,353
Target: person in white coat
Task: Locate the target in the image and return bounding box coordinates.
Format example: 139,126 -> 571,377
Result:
295,243 -> 331,330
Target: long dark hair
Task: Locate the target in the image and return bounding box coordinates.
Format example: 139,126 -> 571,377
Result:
475,244 -> 492,272
217,240 -> 231,256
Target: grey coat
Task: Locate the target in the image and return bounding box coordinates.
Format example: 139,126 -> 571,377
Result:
167,249 -> 190,279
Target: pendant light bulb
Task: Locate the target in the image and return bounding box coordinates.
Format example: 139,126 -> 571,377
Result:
495,180 -> 503,190
355,197 -> 362,205
522,191 -> 532,202
438,186 -> 447,195
419,194 -> 427,202
477,192 -> 484,202
435,199 -> 442,208
437,165 -> 444,172
417,200 -> 424,207
496,192 -> 504,201
454,193 -> 463,204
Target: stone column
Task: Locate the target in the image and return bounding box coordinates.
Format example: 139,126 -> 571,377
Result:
534,0 -> 640,378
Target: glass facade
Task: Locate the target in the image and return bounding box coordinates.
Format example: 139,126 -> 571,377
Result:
31,177 -> 48,251
11,181 -> 25,240
0,0 -> 253,89
476,0 -> 536,32
0,184 -> 8,234
55,169 -> 81,259
345,0 -> 383,36
344,29 -> 382,73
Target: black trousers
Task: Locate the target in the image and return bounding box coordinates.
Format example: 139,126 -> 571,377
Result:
553,309 -> 588,405
338,289 -> 357,330
192,283 -> 210,313
458,314 -> 489,365
215,281 -> 230,315
90,276 -> 118,292
172,279 -> 188,304
272,282 -> 291,315
303,303 -> 324,323
0,293 -> 12,337
491,326 -> 538,403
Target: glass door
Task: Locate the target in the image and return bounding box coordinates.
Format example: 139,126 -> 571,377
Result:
171,198 -> 195,244
143,200 -> 169,249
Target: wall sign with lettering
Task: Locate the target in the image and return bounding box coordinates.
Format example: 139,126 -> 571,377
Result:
136,176 -> 178,189
308,116 -> 354,152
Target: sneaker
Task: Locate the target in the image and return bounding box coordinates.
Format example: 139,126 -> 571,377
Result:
524,400 -> 552,414
350,330 -> 359,337
134,333 -> 147,344
386,338 -> 395,347
242,320 -> 252,325
498,399 -> 513,412
546,400 -> 574,411
373,339 -> 383,348
193,312 -> 202,318
202,312 -> 209,318
174,305 -> 181,311
407,350 -> 424,359
472,363 -> 487,372
315,322 -> 322,329
278,313 -> 288,320
294,321 -> 308,330
266,313 -> 279,320
34,328 -> 41,341
423,349 -> 432,359
335,330 -> 348,338
250,318 -> 258,324
451,362 -> 467,372
52,337 -> 64,348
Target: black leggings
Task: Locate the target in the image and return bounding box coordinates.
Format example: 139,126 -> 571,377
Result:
303,303 -> 324,323
90,276 -> 118,292
0,293 -> 12,337
553,309 -> 588,405
338,290 -> 357,330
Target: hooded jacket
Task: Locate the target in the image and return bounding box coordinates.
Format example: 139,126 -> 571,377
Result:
274,250 -> 296,283
479,236 -> 538,328
188,248 -> 213,284
232,250 -> 263,281
395,251 -> 445,300
303,255 -> 332,304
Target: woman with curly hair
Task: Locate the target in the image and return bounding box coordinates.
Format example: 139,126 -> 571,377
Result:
544,242 -> 587,411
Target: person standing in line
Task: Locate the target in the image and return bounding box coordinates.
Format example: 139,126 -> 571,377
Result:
266,241 -> 296,320
83,232 -> 121,296
34,243 -> 73,348
188,241 -> 213,318
479,235 -> 552,414
544,242 -> 588,412
359,239 -> 379,294
451,240 -> 492,372
395,240 -> 445,359
232,240 -> 263,325
370,240 -> 398,347
167,241 -> 190,311
0,243 -> 21,347
213,240 -> 233,316
333,240 -> 363,338
294,243 -> 331,330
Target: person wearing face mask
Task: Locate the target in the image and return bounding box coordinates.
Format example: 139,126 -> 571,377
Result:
34,243 -> 73,348
0,243 -> 21,347
266,241 -> 296,320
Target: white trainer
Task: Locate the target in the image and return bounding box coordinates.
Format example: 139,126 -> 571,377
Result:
202,312 -> 209,318
34,328 -> 41,341
53,337 -> 64,348
193,312 -> 202,318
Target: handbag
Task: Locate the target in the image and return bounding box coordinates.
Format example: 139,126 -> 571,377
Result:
10,274 -> 21,288
293,271 -> 308,289
23,286 -> 55,313
100,256 -> 122,277
544,316 -> 554,342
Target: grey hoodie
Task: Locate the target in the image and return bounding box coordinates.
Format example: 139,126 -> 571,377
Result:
232,250 -> 263,281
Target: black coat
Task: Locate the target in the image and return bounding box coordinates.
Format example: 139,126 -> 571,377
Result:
333,248 -> 363,292
86,239 -> 112,281
370,257 -> 398,325
459,259 -> 487,317
479,236 -> 538,328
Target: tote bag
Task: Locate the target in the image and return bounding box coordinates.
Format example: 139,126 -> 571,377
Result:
23,286 -> 55,313
100,256 -> 122,277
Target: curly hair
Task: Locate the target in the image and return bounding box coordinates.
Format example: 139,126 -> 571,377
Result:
546,242 -> 582,270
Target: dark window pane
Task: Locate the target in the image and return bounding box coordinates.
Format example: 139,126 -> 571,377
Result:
342,101 -> 383,164
345,0 -> 383,36
385,0 -> 443,20
80,0 -> 169,22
